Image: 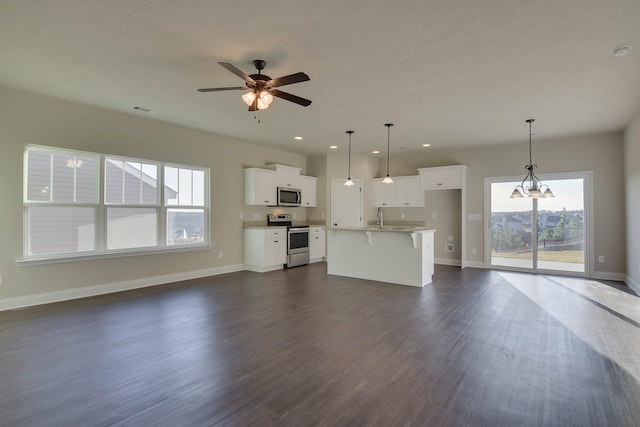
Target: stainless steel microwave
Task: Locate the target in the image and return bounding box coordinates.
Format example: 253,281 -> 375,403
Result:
277,187 -> 302,207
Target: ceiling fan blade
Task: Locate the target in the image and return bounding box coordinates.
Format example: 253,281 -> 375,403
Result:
197,86 -> 246,92
270,89 -> 312,107
218,62 -> 256,84
268,72 -> 310,88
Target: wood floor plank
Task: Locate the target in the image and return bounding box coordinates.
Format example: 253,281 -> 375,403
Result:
1,264 -> 639,426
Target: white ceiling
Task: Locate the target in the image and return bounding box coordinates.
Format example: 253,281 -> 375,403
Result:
1,0 -> 639,155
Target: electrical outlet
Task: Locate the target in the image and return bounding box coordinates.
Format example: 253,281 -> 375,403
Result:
400,212 -> 405,219
432,212 -> 437,220
448,235 -> 454,242
598,255 -> 605,263
253,213 -> 260,220
218,251 -> 224,259
239,212 -> 244,219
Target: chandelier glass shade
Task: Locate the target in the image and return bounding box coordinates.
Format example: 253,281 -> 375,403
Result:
344,130 -> 355,186
510,119 -> 554,199
383,123 -> 394,184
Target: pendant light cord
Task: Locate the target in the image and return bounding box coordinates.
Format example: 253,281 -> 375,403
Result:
385,123 -> 394,177
346,130 -> 354,178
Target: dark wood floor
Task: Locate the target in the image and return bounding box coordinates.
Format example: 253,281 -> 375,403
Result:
1,264 -> 639,426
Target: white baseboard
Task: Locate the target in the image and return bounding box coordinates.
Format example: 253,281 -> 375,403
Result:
625,275 -> 640,295
462,261 -> 486,269
0,264 -> 244,312
435,258 -> 461,267
590,271 -> 627,282
243,264 -> 284,273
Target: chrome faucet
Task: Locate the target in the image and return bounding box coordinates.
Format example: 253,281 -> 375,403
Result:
377,207 -> 384,228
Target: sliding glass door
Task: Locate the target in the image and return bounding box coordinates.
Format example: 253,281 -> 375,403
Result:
486,172 -> 590,276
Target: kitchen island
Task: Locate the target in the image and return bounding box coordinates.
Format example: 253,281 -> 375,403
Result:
327,227 -> 435,287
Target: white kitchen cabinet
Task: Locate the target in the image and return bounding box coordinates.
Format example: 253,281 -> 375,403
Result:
299,175 -> 317,207
244,228 -> 287,272
373,178 -> 397,207
244,168 -> 276,205
394,176 -> 424,207
373,176 -> 423,207
418,165 -> 466,190
275,164 -> 301,188
309,226 -> 326,262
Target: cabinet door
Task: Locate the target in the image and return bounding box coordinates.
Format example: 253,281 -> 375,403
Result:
419,166 -> 464,190
373,179 -> 396,207
440,167 -> 463,189
395,176 -> 424,207
309,227 -> 325,260
275,165 -> 301,188
299,175 -> 317,207
266,237 -> 287,266
245,168 -> 276,205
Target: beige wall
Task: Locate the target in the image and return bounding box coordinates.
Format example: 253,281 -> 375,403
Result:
0,85 -> 307,301
0,84 -> 632,305
382,133 -> 626,276
624,111 -> 640,292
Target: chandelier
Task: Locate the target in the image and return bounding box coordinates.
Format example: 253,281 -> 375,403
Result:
510,119 -> 554,199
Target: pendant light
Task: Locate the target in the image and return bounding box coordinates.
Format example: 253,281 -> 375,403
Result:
510,119 -> 554,199
382,123 -> 394,184
344,130 -> 355,186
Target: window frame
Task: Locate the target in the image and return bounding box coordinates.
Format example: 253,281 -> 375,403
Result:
21,145 -> 211,264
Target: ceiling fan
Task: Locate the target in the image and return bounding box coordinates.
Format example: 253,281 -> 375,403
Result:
198,59 -> 311,111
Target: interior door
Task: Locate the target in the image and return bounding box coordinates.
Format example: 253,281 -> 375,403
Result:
331,179 -> 363,227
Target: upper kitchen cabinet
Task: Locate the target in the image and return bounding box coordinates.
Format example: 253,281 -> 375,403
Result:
299,175 -> 317,207
418,165 -> 467,190
373,178 -> 397,207
373,176 -> 423,207
245,168 -> 276,205
275,164 -> 302,188
394,176 -> 425,207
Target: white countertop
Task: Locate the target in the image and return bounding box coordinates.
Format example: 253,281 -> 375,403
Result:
330,226 -> 434,233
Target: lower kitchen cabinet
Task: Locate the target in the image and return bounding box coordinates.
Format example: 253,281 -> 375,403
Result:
309,226 -> 326,262
244,227 -> 287,272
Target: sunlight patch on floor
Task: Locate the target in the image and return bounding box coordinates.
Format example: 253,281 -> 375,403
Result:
497,271 -> 640,380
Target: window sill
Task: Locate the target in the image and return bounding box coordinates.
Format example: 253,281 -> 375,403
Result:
16,244 -> 214,266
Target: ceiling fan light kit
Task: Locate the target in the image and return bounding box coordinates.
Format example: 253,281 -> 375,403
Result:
198,59 -> 311,112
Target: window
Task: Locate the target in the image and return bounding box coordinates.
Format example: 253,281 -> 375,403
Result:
24,146 -> 209,260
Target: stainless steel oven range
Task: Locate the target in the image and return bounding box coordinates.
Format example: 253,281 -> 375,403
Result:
267,214 -> 310,268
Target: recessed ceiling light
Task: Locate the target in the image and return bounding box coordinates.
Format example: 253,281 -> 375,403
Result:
294,136 -> 303,140
612,45 -> 630,56
372,150 -> 380,154
330,145 -> 338,149
422,143 -> 431,147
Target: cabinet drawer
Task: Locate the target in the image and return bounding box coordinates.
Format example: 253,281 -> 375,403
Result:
265,228 -> 286,238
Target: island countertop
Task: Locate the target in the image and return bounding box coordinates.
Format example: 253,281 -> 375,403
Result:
330,226 -> 434,233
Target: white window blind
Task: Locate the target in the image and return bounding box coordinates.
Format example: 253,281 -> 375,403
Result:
24,146 -> 210,260
25,147 -> 99,256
